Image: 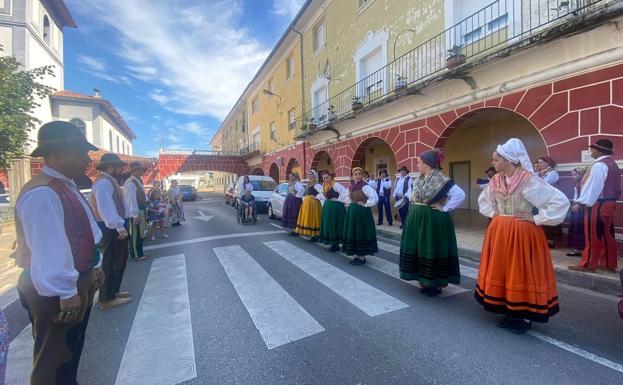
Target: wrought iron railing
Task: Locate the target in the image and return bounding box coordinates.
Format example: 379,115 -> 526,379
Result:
160,149 -> 244,156
296,0 -> 605,137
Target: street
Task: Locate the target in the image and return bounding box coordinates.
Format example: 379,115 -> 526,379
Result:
3,192 -> 623,385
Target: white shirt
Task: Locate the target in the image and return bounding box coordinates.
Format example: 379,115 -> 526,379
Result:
394,176 -> 413,199
92,172 -> 127,231
375,178 -> 392,196
345,184 -> 379,207
540,170 -> 560,186
123,176 -> 144,219
576,156 -> 610,207
317,182 -> 349,203
366,179 -> 376,189
292,181 -> 305,198
241,182 -> 254,193
16,166 -> 103,299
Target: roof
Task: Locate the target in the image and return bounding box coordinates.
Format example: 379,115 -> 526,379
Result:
51,90 -> 137,140
88,149 -> 156,164
44,0 -> 77,29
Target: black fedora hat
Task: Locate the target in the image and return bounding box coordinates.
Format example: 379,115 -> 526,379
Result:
589,139 -> 614,155
30,121 -> 98,158
129,161 -> 147,172
399,166 -> 409,173
96,153 -> 126,171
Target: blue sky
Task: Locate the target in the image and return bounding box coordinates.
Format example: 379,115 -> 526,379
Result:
63,0 -> 305,157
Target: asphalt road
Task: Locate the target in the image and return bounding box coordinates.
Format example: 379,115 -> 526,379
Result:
3,192 -> 623,385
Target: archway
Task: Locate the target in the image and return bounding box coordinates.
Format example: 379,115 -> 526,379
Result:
351,137 -> 398,180
311,151 -> 335,176
269,163 -> 280,182
286,158 -> 302,178
252,168 -> 264,176
439,108 -> 547,211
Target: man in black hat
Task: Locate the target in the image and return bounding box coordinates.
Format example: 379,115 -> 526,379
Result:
13,120 -> 105,385
393,166 -> 412,229
89,153 -> 132,309
570,139 -> 621,272
123,162 -> 150,261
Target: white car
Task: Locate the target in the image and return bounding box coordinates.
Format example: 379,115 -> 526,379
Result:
267,182 -> 308,220
233,175 -> 277,213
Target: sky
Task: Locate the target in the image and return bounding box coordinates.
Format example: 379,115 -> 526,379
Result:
63,0 -> 306,157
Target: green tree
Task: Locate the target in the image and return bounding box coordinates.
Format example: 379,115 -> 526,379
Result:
0,56 -> 54,169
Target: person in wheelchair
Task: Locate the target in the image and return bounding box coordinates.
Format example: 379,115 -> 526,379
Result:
240,189 -> 256,222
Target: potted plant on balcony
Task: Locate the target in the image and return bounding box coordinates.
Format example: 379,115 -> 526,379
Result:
309,118 -> 318,131
446,44 -> 466,69
351,96 -> 363,111
328,105 -> 337,121
395,74 -> 407,90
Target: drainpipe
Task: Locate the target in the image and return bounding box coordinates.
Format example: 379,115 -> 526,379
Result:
291,26 -> 307,172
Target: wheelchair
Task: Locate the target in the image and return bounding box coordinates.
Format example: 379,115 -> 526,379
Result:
237,200 -> 258,224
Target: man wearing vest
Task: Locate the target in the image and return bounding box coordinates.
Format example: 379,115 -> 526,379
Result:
90,153 -> 132,309
375,170 -> 393,226
570,139 -> 621,272
13,121 -> 105,385
393,166 -> 413,229
123,162 -> 150,261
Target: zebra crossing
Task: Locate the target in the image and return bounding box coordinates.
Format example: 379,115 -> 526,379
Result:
4,237 -> 475,385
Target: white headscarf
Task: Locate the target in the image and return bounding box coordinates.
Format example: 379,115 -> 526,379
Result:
496,138 -> 535,174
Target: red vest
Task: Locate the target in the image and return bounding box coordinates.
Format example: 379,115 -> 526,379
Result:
599,157 -> 621,201
13,174 -> 97,272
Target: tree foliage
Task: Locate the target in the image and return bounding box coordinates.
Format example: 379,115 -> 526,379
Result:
0,56 -> 54,169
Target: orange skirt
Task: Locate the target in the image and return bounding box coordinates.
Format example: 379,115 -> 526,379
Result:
475,215 -> 559,322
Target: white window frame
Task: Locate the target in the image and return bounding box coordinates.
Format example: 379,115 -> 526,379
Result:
267,78 -> 274,94
270,122 -> 277,141
251,96 -> 259,114
286,54 -> 294,79
313,20 -> 326,54
310,76 -> 329,123
288,108 -> 297,130
354,29 -> 388,98
251,127 -> 261,148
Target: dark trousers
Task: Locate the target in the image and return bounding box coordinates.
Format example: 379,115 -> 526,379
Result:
98,221 -> 129,301
398,201 -> 410,225
376,195 -> 393,225
18,270 -> 97,385
129,217 -> 144,259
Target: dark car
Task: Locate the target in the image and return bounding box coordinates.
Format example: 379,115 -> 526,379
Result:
179,185 -> 197,201
225,183 -> 235,205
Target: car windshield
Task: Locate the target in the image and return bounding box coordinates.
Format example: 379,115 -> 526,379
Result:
179,185 -> 193,191
251,180 -> 277,191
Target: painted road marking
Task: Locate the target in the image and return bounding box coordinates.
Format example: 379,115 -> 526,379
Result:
192,209 -> 214,223
270,223 -> 283,229
115,254 -> 196,385
5,325 -> 32,385
265,240 -> 408,317
214,245 -> 324,349
143,230 -> 284,251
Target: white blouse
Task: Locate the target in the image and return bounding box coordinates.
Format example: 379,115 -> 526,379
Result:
241,182 -> 254,193
291,181 -> 305,198
540,170 -> 560,186
575,156 -> 610,207
441,185 -> 466,212
317,182 -> 349,203
345,185 -> 379,207
478,175 -> 570,226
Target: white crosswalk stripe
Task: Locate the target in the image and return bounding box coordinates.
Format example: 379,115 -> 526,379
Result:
264,240 -> 409,316
115,254 -> 196,385
214,245 -> 325,349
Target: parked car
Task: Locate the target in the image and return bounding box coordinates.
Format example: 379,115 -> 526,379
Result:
224,183 -> 235,205
179,185 -> 197,201
233,175 -> 277,213
267,182 -> 307,220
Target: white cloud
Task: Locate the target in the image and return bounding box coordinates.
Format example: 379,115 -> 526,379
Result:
69,0 -> 270,120
273,0 -> 305,19
77,54 -> 132,85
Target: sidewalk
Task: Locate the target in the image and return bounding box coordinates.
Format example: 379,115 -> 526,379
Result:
0,222 -> 16,273
375,218 -> 623,297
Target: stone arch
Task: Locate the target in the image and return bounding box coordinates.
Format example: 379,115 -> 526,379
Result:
251,168 -> 264,176
285,158 -> 301,178
269,163 -> 279,182
311,151 -> 335,176
350,137 -> 398,179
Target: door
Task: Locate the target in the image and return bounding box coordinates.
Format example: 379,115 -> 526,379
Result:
313,86 -> 328,122
449,161 -> 470,210
359,47 -> 384,99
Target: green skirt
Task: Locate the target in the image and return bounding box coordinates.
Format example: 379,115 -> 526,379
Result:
319,200 -> 346,246
399,204 -> 460,287
342,204 -> 378,256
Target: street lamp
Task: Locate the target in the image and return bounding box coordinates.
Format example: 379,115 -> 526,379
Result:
262,89 -> 285,147
392,28 -> 417,61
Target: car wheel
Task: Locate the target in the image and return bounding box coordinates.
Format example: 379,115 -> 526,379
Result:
268,204 -> 276,220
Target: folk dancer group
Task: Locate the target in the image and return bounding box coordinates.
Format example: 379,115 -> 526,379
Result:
12,121 -> 156,385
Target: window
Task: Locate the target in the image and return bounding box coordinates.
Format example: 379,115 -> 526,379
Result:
43,15 -> 50,45
270,122 -> 276,141
267,78 -> 274,93
251,96 -> 259,114
116,136 -> 120,153
109,131 -> 113,151
313,20 -> 326,53
446,1 -> 513,46
286,54 -> 294,79
313,86 -> 328,121
252,130 -> 260,148
288,109 -> 296,130
70,118 -> 86,137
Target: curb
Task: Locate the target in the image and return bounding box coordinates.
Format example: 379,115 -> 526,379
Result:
377,228 -> 621,297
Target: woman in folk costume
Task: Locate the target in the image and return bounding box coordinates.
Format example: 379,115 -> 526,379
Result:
282,171 -> 305,235
318,171 -> 348,252
168,180 -> 184,226
295,170 -> 323,241
399,150 -> 465,297
343,167 -> 379,265
476,138 -> 569,334
566,167 -> 587,256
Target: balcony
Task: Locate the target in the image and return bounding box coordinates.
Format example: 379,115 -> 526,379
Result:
295,0 -> 610,139
160,149 -> 244,156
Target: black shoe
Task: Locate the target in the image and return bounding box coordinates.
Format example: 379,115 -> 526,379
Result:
495,316 -> 513,329
377,222 -> 383,226
399,225 -> 403,229
289,231 -> 298,236
421,287 -> 441,297
388,223 -> 393,226
509,319 -> 532,335
329,245 -> 340,252
310,237 -> 319,243
351,257 -> 366,265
